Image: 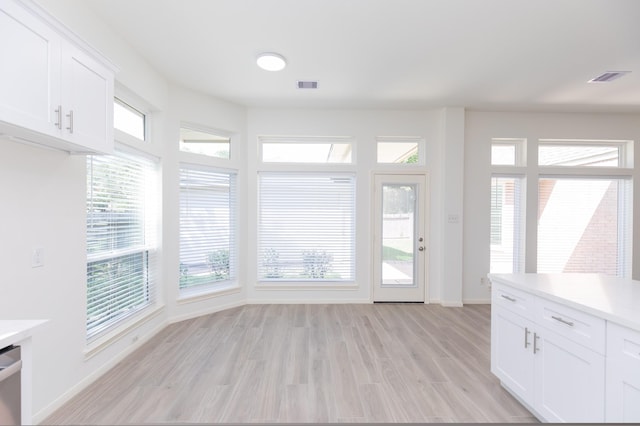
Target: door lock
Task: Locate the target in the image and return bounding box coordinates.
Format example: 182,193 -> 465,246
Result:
418,246 -> 425,251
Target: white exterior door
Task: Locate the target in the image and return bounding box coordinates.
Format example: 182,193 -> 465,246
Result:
372,173 -> 428,302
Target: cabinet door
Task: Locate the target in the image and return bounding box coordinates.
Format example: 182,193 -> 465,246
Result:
0,0 -> 61,136
60,42 -> 114,153
535,328 -> 605,423
606,322 -> 640,422
491,306 -> 536,405
606,357 -> 640,422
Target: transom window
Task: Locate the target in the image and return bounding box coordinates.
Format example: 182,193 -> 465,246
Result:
376,137 -> 423,164
260,137 -> 353,164
114,98 -> 145,141
538,140 -> 631,167
180,126 -> 231,159
491,138 -> 525,166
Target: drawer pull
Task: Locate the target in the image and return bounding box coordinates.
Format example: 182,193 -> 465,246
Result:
533,332 -> 540,353
551,315 -> 574,327
524,327 -> 531,348
501,294 -> 516,302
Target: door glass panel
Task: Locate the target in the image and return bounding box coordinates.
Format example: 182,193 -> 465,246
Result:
381,184 -> 416,286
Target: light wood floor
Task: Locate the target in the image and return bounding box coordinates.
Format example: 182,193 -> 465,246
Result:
45,304 -> 537,424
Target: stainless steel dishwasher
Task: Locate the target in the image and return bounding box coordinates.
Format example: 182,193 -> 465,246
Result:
0,346 -> 21,426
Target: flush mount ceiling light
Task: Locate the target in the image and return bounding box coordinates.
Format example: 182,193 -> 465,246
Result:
256,52 -> 287,71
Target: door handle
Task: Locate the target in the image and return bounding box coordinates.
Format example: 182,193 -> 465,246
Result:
0,359 -> 21,382
551,315 -> 574,327
66,110 -> 74,134
418,246 -> 425,251
54,105 -> 62,129
524,327 -> 530,348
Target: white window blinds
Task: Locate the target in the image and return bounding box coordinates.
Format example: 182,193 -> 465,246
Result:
258,172 -> 356,281
179,165 -> 236,291
86,150 -> 157,339
537,177 -> 632,277
490,176 -> 524,273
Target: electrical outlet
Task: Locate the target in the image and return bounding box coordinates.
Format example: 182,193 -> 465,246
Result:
32,247 -> 44,268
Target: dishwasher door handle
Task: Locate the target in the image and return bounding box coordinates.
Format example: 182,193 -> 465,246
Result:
0,360 -> 22,383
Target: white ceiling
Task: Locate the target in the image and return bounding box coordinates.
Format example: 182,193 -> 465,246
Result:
83,0 -> 640,112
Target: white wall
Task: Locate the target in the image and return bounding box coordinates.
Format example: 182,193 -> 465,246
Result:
464,111 -> 640,303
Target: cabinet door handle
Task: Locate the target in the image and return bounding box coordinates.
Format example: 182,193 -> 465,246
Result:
54,105 -> 62,129
501,294 -> 516,302
524,327 -> 531,348
66,110 -> 74,134
533,332 -> 540,354
551,315 -> 574,327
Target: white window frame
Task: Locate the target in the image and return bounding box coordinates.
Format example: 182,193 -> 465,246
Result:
179,163 -> 239,298
258,135 -> 356,165
179,122 -> 233,161
489,138 -> 633,278
86,145 -> 159,342
491,138 -> 526,167
257,171 -> 356,287
375,136 -> 425,166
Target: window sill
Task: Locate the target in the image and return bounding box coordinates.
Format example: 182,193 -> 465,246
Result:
178,281 -> 242,304
256,281 -> 358,290
84,304 -> 165,360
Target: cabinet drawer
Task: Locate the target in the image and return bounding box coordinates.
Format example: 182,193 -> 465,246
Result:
492,283 -> 535,319
536,298 -> 605,354
607,322 -> 640,362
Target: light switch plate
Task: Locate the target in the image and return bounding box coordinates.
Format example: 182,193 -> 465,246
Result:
32,247 -> 44,268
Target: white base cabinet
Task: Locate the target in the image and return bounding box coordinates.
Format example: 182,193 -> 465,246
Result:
535,327 -> 605,422
491,282 -> 605,423
0,0 -> 115,154
606,322 -> 640,422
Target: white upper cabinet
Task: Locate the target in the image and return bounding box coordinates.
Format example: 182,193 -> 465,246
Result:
0,0 -> 116,154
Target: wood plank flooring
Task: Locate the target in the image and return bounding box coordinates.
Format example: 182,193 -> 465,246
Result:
45,304 -> 538,424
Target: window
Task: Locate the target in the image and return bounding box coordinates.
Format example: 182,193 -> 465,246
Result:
114,98 -> 145,141
491,139 -> 525,166
260,137 -> 353,163
489,137 -> 633,278
490,176 -> 524,273
537,177 -> 632,276
179,127 -> 230,159
86,150 -> 157,339
179,165 -> 236,292
377,137 -> 422,164
538,140 -> 629,167
258,173 -> 356,282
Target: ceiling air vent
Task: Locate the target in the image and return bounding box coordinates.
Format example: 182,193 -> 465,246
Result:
588,71 -> 630,83
297,81 -> 318,89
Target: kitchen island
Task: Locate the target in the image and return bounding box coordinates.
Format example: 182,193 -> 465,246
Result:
489,273 -> 640,423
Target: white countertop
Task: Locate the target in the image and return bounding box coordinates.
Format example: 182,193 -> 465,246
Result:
488,273 -> 640,332
0,320 -> 48,349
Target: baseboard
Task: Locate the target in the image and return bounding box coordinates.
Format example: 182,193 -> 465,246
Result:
33,319 -> 168,424
246,298 -> 371,305
440,301 -> 464,307
169,299 -> 246,324
462,298 -> 491,304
